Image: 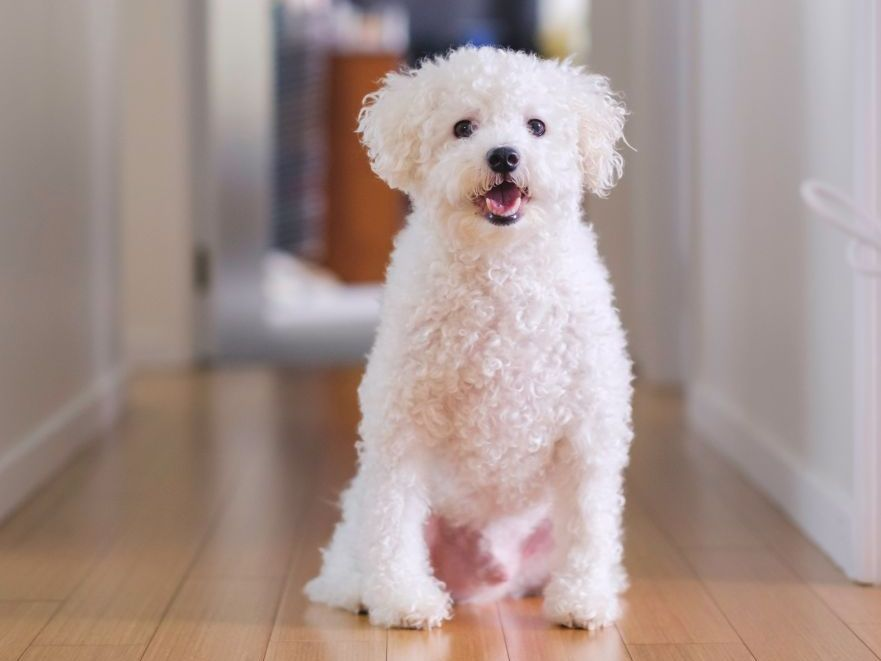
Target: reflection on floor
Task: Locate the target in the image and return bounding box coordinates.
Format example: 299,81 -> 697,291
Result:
0,368 -> 879,661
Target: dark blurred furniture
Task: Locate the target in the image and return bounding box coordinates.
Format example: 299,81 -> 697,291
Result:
353,0 -> 538,62
272,5 -> 329,259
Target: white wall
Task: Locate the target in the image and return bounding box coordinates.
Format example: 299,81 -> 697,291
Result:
850,0 -> 881,585
0,1 -> 123,520
588,0 -> 691,384
586,0 -> 637,352
591,0 -> 866,577
119,0 -> 198,369
687,0 -> 859,575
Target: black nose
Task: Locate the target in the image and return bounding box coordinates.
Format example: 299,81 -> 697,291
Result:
487,146 -> 520,173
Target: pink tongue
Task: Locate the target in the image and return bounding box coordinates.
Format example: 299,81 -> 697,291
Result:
485,182 -> 521,216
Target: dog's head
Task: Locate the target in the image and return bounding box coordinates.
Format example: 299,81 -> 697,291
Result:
358,47 -> 626,239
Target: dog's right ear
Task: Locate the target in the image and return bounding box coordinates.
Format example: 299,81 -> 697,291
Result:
357,69 -> 424,194
563,67 -> 627,198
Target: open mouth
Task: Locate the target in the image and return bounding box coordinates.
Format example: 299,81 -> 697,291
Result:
477,180 -> 527,226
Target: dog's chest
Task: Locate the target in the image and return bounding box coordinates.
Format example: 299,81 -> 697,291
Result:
403,261 -> 581,492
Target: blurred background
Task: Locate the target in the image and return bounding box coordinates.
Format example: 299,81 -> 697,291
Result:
1,0 -> 880,589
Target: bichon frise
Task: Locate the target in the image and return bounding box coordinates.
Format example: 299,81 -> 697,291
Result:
305,46 -> 633,630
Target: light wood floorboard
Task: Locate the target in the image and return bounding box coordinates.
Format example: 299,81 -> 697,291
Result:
853,624 -> 881,657
19,645 -> 146,661
626,642 -> 754,661
616,502 -> 740,646
498,597 -> 631,660
0,370 -> 876,660
0,601 -> 57,661
685,547 -> 876,661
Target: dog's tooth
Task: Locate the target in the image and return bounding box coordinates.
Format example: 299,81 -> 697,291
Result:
512,196 -> 522,215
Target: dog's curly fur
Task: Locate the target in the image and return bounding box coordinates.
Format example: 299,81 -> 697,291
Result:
305,46 -> 633,630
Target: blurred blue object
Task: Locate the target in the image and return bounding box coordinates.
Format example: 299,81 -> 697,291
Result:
461,21 -> 501,47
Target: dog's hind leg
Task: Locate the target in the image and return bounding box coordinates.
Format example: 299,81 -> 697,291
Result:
304,475 -> 365,613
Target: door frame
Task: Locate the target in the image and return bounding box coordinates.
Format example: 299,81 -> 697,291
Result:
851,0 -> 881,584
190,0 -> 276,361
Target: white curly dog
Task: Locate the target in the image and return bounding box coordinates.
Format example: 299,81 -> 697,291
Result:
305,46 -> 633,630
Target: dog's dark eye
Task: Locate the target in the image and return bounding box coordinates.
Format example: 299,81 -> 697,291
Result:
453,119 -> 475,139
527,118 -> 546,137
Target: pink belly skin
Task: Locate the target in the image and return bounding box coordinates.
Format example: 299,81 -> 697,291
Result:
425,514 -> 554,602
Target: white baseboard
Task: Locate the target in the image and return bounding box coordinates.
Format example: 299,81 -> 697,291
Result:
0,368 -> 126,522
687,384 -> 854,577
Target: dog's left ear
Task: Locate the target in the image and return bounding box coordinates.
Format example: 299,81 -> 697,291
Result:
566,68 -> 627,197
357,68 -> 427,194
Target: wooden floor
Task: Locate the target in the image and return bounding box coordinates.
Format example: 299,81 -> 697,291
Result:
1,368 -> 880,661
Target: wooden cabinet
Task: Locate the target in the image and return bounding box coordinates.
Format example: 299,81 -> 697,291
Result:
324,53 -> 405,283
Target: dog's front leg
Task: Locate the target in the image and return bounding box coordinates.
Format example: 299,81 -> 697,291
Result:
358,450 -> 451,629
543,426 -> 630,630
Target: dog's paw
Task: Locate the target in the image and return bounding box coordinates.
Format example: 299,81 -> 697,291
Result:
363,577 -> 452,629
543,576 -> 623,631
304,572 -> 362,614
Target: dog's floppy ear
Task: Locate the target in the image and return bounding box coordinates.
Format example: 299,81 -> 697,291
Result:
567,68 -> 627,197
357,69 -> 425,193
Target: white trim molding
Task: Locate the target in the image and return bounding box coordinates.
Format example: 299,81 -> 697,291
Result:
688,384 -> 855,575
0,370 -> 126,523
851,0 -> 881,584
